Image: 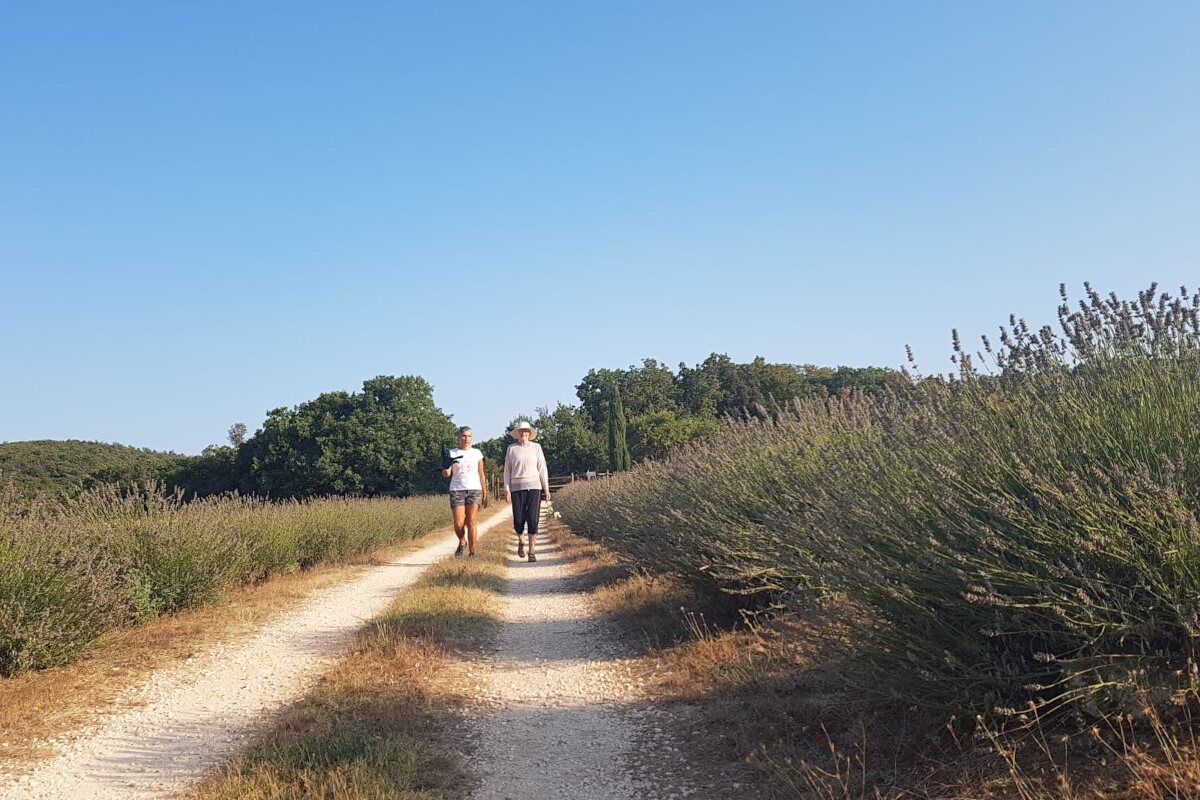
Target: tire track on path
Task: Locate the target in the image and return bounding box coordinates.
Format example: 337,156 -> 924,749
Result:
465,517 -> 761,800
0,509 -> 511,800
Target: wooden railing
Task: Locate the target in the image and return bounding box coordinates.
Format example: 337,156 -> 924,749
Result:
550,472 -> 616,489
487,471 -> 613,498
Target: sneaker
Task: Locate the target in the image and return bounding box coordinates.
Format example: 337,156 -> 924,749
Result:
454,542 -> 465,557
517,541 -> 526,558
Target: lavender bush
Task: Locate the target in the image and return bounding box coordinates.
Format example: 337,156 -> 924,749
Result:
557,284 -> 1200,718
0,486 -> 445,675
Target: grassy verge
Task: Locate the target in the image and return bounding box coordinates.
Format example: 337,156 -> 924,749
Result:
188,511 -> 509,800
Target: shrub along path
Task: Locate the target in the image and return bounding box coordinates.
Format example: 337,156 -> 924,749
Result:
0,509 -> 513,800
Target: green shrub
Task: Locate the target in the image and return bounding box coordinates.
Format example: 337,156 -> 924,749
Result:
0,487 -> 446,676
558,284 -> 1200,720
0,529 -> 126,671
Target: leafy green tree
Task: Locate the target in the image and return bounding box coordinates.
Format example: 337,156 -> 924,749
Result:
820,365 -> 909,394
677,354 -> 899,417
169,445 -> 240,497
620,359 -> 681,416
0,440 -> 186,499
627,410 -> 720,461
497,355 -> 899,475
677,355 -> 724,417
577,360 -> 681,425
480,408 -> 606,478
238,376 -> 454,497
576,368 -> 626,430
476,434 -> 508,471
531,404 -> 606,474
740,357 -> 822,411
607,383 -> 631,471
227,422 -> 247,448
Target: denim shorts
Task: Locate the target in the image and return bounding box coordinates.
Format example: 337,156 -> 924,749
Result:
449,489 -> 483,508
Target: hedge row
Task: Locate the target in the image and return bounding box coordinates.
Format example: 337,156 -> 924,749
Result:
558,285 -> 1200,719
0,486 -> 445,675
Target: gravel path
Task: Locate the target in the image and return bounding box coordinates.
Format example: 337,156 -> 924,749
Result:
465,518 -> 761,800
0,511 -> 511,800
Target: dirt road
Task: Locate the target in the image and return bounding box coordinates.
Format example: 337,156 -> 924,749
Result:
1,507 -> 759,800
463,523 -> 759,800
0,510 -> 511,800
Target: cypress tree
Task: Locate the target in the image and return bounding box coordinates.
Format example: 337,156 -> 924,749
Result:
607,382 -> 632,471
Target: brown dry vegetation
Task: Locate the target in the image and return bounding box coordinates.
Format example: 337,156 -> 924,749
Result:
1,488 -> 448,676
559,285 -> 1200,726
553,287 -> 1200,797
0,563 -> 354,764
0,511 -> 494,770
187,512 -> 509,800
548,518 -> 1200,799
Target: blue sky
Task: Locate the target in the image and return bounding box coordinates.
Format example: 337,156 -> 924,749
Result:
2,2 -> 1198,454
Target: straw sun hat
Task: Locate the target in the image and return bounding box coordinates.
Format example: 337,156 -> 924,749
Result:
509,420 -> 537,440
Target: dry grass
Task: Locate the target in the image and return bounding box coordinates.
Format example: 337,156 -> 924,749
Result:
188,512 -> 509,800
189,635 -> 462,800
0,557 -> 361,764
0,510 -> 500,768
1,490 -> 448,676
543,513 -> 699,649
551,519 -> 1200,799
539,515 -> 622,575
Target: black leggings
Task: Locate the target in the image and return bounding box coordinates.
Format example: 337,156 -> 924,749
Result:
511,489 -> 542,538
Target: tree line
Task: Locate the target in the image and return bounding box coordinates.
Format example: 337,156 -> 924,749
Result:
171,375 -> 454,498
475,354 -> 903,475
0,440 -> 187,499
3,356 -> 899,501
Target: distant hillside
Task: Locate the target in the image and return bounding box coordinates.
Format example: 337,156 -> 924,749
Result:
0,440 -> 186,499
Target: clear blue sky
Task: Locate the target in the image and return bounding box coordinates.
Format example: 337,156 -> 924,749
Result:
2,2 -> 1197,454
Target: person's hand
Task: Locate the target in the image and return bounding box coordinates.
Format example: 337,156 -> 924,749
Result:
542,490 -> 551,502
502,489 -> 511,504
481,494 -> 489,509
440,454 -> 463,470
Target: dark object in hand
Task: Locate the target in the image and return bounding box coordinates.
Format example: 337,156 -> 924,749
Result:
441,454 -> 463,470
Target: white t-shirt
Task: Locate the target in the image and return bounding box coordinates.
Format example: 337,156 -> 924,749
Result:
448,447 -> 484,491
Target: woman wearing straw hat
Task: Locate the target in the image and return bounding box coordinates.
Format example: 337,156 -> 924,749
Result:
443,425 -> 487,557
502,420 -> 549,562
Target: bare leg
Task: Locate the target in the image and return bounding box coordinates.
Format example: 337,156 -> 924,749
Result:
465,503 -> 479,555
452,505 -> 467,544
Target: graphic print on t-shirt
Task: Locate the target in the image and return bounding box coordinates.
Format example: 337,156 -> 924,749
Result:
448,447 -> 484,491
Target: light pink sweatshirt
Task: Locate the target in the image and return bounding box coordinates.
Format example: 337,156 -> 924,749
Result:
503,442 -> 549,493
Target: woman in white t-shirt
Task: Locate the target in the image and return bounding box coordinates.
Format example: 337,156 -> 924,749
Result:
442,426 -> 488,557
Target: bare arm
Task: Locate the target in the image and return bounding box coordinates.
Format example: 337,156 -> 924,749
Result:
539,444 -> 551,500
502,447 -> 512,502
